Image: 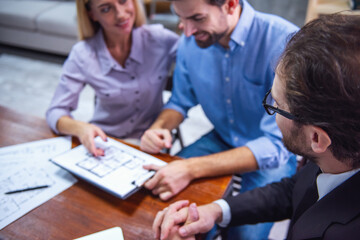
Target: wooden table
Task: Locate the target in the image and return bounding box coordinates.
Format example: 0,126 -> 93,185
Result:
0,105 -> 231,240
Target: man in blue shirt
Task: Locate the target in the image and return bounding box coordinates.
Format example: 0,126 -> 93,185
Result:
141,0 -> 298,238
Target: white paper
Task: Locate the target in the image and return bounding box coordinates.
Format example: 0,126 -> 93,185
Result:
0,137 -> 72,168
51,137 -> 167,199
0,137 -> 71,159
74,227 -> 124,240
0,137 -> 77,230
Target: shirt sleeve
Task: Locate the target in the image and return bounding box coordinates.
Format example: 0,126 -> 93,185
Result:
145,24 -> 179,66
163,27 -> 179,62
46,48 -> 86,134
245,25 -> 296,170
213,199 -> 232,228
245,111 -> 293,169
164,36 -> 199,118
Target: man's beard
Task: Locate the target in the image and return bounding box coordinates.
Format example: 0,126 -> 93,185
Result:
194,30 -> 227,48
282,124 -> 318,163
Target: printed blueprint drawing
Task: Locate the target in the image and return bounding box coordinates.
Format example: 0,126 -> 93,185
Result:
0,137 -> 76,230
0,167 -> 55,222
51,137 -> 167,199
77,146 -> 146,178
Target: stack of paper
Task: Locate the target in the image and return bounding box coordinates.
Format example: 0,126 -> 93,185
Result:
74,227 -> 124,240
0,137 -> 77,230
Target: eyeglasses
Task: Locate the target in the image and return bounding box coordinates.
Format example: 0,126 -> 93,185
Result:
262,89 -> 298,120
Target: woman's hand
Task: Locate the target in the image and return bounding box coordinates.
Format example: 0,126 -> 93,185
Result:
57,116 -> 107,156
76,122 -> 108,156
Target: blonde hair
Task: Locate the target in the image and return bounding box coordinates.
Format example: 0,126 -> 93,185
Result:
76,0 -> 147,40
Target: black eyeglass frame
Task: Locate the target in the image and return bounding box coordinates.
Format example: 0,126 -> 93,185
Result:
262,89 -> 298,121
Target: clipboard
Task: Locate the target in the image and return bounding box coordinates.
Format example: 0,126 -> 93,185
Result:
50,137 -> 167,199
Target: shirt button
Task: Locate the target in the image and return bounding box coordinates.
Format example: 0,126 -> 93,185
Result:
225,77 -> 230,82
135,91 -> 139,94
229,119 -> 234,124
240,41 -> 245,47
131,76 -> 135,80
227,99 -> 231,104
234,137 -> 239,142
225,53 -> 229,58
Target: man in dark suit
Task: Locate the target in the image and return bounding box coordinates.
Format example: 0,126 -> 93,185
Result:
152,13 -> 360,240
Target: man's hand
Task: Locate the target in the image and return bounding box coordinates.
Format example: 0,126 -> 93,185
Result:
153,201 -> 221,240
153,200 -> 197,240
167,202 -> 199,240
76,122 -> 107,157
153,200 -> 191,240
140,129 -> 173,154
143,160 -> 194,201
177,203 -> 221,238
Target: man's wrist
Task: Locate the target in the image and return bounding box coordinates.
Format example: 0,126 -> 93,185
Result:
209,202 -> 224,224
186,157 -> 202,179
213,200 -> 231,227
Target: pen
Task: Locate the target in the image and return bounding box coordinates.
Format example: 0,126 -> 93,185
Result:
132,170 -> 155,187
5,185 -> 50,195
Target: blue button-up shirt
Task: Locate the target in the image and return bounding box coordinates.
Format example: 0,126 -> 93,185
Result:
165,1 -> 298,169
47,24 -> 179,139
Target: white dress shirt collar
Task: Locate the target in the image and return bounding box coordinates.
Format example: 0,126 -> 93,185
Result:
316,168 -> 360,201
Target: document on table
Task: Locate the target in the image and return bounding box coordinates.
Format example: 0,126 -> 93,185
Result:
0,137 -> 77,230
74,227 -> 124,240
51,137 -> 167,199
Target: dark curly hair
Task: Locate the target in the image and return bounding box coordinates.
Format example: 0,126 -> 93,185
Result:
277,13 -> 360,168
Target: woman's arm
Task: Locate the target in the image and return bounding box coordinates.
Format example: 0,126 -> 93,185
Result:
57,116 -> 107,156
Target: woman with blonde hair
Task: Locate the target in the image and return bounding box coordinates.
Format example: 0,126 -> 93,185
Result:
47,0 -> 178,156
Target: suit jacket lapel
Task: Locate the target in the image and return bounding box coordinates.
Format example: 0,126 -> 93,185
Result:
288,162 -> 320,233
290,171 -> 360,239
290,170 -> 319,225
